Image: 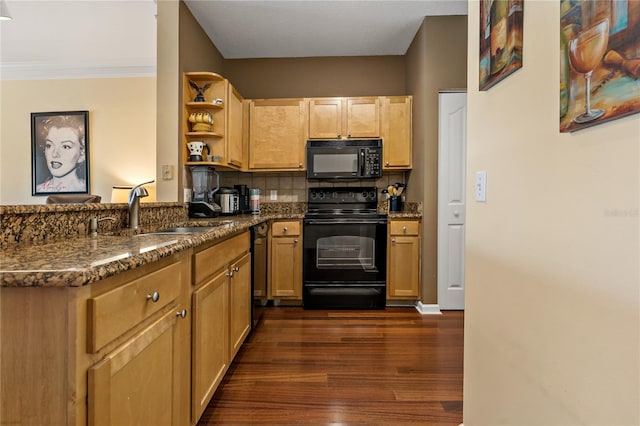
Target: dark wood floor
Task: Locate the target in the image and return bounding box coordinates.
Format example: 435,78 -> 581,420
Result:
197,307 -> 464,425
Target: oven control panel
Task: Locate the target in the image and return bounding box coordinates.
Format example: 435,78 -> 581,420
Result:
308,187 -> 377,204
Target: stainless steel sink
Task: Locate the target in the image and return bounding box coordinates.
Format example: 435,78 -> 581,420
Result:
138,226 -> 218,236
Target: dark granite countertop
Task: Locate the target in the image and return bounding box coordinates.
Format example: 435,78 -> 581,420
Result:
0,213 -> 303,288
1,198 -> 422,288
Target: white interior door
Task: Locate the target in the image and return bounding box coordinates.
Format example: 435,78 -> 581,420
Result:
437,91 -> 467,310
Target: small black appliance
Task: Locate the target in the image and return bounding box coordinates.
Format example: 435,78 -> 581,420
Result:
234,184 -> 251,214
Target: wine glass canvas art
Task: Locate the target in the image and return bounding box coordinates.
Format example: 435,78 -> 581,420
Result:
560,0 -> 640,132
479,0 -> 524,91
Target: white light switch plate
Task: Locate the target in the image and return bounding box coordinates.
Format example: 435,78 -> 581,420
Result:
475,171 -> 487,202
162,165 -> 173,180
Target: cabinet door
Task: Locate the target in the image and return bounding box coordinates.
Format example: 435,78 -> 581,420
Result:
191,270 -> 229,423
229,253 -> 251,359
270,237 -> 302,298
387,235 -> 420,298
88,308 -> 183,426
381,96 -> 412,169
227,84 -> 244,168
347,97 -> 380,138
249,99 -> 308,170
309,98 -> 343,138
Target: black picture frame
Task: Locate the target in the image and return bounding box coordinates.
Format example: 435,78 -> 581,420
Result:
31,111 -> 90,196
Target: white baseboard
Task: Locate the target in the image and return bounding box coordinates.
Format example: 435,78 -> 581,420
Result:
415,302 -> 442,315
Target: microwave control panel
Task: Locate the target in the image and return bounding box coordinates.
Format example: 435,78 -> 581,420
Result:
363,148 -> 381,177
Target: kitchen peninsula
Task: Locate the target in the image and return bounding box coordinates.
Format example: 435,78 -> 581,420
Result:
0,201 -> 303,426
0,200 -> 420,425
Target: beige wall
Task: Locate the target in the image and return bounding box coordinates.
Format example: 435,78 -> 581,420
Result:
464,1 -> 639,424
0,77 -> 156,205
224,56 -> 406,99
156,0 -> 180,202
406,16 -> 468,305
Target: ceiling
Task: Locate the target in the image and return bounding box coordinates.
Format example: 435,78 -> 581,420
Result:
0,0 -> 467,80
184,0 -> 468,59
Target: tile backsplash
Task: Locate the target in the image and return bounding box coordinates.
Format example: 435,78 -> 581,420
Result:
216,171 -> 407,202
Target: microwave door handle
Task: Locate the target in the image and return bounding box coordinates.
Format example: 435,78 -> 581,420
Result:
360,150 -> 365,176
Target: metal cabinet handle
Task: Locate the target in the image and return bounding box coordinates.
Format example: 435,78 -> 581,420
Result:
391,238 -> 396,243
299,163 -> 303,168
227,271 -> 234,278
146,291 -> 160,303
337,134 -> 341,138
176,309 -> 187,319
385,161 -> 390,166
233,266 -> 240,272
294,239 -> 298,244
403,226 -> 407,233
348,133 -> 352,138
283,227 -> 288,232
454,210 -> 460,217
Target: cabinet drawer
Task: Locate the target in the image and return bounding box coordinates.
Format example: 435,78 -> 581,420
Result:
272,221 -> 301,237
389,220 -> 420,236
87,261 -> 182,353
194,232 -> 250,284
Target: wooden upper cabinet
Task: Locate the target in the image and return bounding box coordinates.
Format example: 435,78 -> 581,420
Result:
309,98 -> 342,138
346,97 -> 379,138
249,99 -> 308,170
226,83 -> 244,169
309,97 -> 379,139
380,96 -> 412,170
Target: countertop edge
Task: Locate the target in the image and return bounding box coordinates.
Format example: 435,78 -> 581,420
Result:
0,214 -> 280,288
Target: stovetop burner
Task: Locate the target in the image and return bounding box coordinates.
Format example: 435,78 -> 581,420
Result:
306,187 -> 379,217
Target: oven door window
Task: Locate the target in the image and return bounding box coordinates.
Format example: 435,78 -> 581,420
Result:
316,235 -> 376,270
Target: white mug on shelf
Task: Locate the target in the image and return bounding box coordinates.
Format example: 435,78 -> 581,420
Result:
187,141 -> 210,162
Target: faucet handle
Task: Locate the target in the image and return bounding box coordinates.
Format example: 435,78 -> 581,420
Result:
89,216 -> 117,236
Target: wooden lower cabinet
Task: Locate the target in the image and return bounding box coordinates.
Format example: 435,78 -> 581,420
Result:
229,252 -> 251,358
86,255 -> 191,426
190,231 -> 251,424
387,220 -> 421,299
0,253 -> 191,426
269,220 -> 302,299
88,309 -> 182,426
191,268 -> 229,423
0,230 -> 257,426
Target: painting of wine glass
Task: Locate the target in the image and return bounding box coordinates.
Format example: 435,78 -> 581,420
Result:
560,0 -> 640,132
479,0 -> 524,91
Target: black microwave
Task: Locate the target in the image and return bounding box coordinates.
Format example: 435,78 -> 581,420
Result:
306,139 -> 382,180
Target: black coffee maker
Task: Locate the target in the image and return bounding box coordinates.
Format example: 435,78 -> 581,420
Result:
234,184 -> 251,214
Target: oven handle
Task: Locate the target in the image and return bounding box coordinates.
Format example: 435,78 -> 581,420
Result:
304,218 -> 387,225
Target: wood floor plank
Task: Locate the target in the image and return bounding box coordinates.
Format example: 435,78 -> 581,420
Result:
197,307 -> 464,425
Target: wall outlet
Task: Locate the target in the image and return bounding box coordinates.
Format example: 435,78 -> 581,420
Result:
162,164 -> 174,180
270,190 -> 277,201
475,171 -> 487,202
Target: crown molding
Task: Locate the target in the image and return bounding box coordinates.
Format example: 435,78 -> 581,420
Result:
1,61 -> 156,81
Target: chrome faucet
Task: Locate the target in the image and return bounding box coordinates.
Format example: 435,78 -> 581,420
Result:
128,180 -> 154,229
